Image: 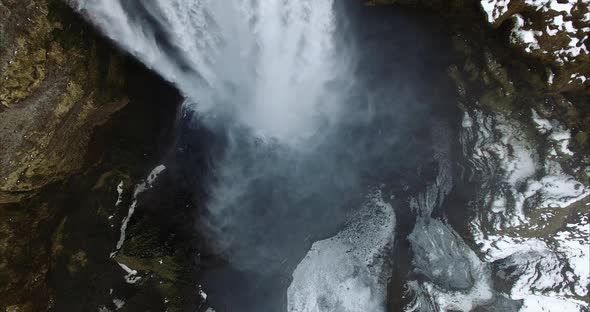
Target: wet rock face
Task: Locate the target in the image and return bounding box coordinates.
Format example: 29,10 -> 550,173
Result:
0,0 -> 128,203
0,0 -> 128,307
0,68 -> 186,311
0,1 -> 192,310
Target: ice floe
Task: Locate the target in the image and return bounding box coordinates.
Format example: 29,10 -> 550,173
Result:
287,191 -> 395,312
404,217 -> 522,312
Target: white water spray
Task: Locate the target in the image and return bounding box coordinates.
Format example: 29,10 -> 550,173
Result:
69,0 -> 344,143
68,2 -> 401,311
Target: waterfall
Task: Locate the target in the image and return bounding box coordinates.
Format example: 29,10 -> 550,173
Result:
69,2 -> 379,311
69,0 -> 344,143
67,2 -> 445,311
58,2 -> 585,312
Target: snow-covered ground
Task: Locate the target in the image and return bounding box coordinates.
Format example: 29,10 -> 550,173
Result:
461,109 -> 589,311
402,121 -> 525,312
480,0 -> 589,87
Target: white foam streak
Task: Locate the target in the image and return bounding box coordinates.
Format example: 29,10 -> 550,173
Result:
111,165 -> 166,258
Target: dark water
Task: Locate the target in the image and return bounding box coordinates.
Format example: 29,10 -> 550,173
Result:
40,2 -> 462,312
166,3 -> 461,312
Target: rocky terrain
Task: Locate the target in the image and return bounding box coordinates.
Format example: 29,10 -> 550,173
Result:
0,0 -> 128,203
0,1 -> 199,311
366,0 -> 590,126
369,0 -> 590,87
364,0 -> 590,311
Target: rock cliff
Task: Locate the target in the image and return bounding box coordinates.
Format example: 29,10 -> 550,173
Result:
0,1 -> 194,311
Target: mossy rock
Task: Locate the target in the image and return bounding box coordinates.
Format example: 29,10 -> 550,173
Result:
0,0 -> 129,199
479,90 -> 513,115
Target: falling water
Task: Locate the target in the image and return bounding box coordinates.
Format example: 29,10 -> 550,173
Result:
68,0 -> 345,143
69,1 -> 456,311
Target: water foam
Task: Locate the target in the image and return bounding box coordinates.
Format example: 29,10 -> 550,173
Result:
69,0 -> 344,144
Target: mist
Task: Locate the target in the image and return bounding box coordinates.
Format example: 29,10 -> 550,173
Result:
69,0 -> 455,311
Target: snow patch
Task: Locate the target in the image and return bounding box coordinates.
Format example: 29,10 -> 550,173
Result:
479,0 -> 589,65
115,180 -> 124,206
548,1 -> 574,14
112,299 -> 125,310
511,15 -> 542,53
480,0 -> 511,23
519,295 -> 588,312
423,277 -> 493,312
463,110 -> 590,310
569,73 -> 588,84
198,285 -> 208,301
462,112 -> 473,128
117,262 -> 141,284
547,69 -> 555,84
524,174 -> 588,208
531,109 -> 552,133
549,126 -> 573,156
110,165 -> 166,258
554,216 -> 590,297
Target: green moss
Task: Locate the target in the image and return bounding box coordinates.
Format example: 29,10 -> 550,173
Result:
484,52 -> 515,95
47,0 -> 92,52
67,250 -> 88,273
92,171 -> 130,191
120,220 -> 165,258
479,90 -> 513,114
5,303 -> 33,312
51,217 -> 67,256
115,254 -> 180,282
564,105 -> 582,129
508,205 -> 578,236
114,250 -> 185,311
463,59 -> 481,82
447,65 -> 466,97
574,131 -> 588,150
